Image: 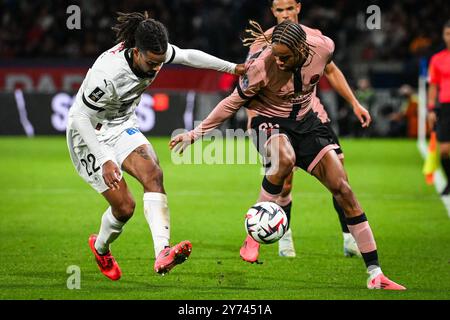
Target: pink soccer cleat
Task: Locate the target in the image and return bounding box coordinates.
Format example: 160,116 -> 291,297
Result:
154,240 -> 192,275
88,234 -> 122,281
240,235 -> 260,263
367,274 -> 406,290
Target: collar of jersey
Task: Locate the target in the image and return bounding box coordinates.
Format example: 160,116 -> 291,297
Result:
124,49 -> 156,79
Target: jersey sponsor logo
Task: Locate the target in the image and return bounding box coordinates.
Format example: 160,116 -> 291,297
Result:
88,87 -> 106,102
288,74 -> 320,106
126,128 -> 140,136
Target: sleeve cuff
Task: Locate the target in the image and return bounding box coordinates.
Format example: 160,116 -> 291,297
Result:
96,153 -> 114,168
229,63 -> 237,75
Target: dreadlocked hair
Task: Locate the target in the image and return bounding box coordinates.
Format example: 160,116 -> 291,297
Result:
112,11 -> 168,54
272,20 -> 315,65
242,20 -> 272,48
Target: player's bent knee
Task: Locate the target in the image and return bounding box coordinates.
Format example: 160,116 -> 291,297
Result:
278,154 -> 296,175
281,184 -> 292,197
115,199 -> 136,221
330,178 -> 353,199
141,166 -> 164,192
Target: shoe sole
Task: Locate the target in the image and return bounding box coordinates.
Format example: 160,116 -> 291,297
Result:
368,284 -> 407,290
279,252 -> 296,257
240,256 -> 258,263
344,250 -> 356,257
156,242 -> 192,275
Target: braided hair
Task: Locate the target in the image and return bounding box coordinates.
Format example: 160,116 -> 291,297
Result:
243,20 -> 314,64
112,11 -> 168,54
272,20 -> 311,61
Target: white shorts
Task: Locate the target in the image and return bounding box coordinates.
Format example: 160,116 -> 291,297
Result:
67,123 -> 150,193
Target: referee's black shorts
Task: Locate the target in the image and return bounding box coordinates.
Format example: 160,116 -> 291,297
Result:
436,104 -> 450,142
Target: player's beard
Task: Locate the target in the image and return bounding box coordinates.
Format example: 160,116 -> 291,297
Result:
145,70 -> 157,78
136,66 -> 156,78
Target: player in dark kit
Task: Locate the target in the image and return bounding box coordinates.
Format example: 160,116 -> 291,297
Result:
428,20 -> 450,196
171,20 -> 406,290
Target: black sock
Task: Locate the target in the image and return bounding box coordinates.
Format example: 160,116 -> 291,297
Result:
441,157 -> 450,184
281,201 -> 292,229
361,251 -> 379,269
346,213 -> 380,268
333,197 -> 349,233
262,176 -> 283,195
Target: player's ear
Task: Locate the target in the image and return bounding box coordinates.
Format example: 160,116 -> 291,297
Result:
296,3 -> 301,15
132,47 -> 140,58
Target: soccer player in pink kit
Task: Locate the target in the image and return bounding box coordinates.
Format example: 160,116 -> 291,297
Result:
171,20 -> 405,290
243,0 -> 369,260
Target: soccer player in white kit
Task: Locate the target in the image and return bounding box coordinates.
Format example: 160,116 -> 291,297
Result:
67,12 -> 244,280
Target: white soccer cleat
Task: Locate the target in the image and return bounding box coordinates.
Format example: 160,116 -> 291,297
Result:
278,228 -> 296,257
343,233 -> 362,257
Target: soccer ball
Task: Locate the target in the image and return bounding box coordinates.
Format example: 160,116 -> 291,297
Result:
245,202 -> 288,244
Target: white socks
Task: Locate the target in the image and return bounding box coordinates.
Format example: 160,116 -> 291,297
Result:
94,193 -> 171,258
343,232 -> 353,242
95,207 -> 125,255
143,192 -> 170,257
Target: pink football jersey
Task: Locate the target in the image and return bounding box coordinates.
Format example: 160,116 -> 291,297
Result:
192,24 -> 334,138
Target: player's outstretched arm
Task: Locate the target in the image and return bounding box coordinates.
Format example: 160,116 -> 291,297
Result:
325,61 -> 372,128
170,60 -> 264,154
166,44 -> 245,75
169,93 -> 243,154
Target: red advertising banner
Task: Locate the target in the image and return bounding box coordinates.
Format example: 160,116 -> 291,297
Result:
0,66 -> 237,93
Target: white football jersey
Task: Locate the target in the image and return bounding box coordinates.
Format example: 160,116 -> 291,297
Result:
67,42 -> 236,166
70,42 -> 176,128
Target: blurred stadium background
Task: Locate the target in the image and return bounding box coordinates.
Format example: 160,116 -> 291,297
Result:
1,0 -> 450,301
2,0 -> 450,138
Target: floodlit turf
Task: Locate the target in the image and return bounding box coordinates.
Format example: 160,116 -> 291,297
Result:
0,137 -> 449,300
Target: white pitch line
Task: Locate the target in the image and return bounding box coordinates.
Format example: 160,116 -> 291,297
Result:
418,140 -> 450,218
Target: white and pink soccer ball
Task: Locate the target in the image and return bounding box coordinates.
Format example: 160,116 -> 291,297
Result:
245,202 -> 288,244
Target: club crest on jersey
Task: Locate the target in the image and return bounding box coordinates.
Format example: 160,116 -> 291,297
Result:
241,74 -> 250,90
88,87 -> 106,102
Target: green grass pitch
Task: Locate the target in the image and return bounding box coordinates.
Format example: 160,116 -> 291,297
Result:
0,137 -> 449,300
